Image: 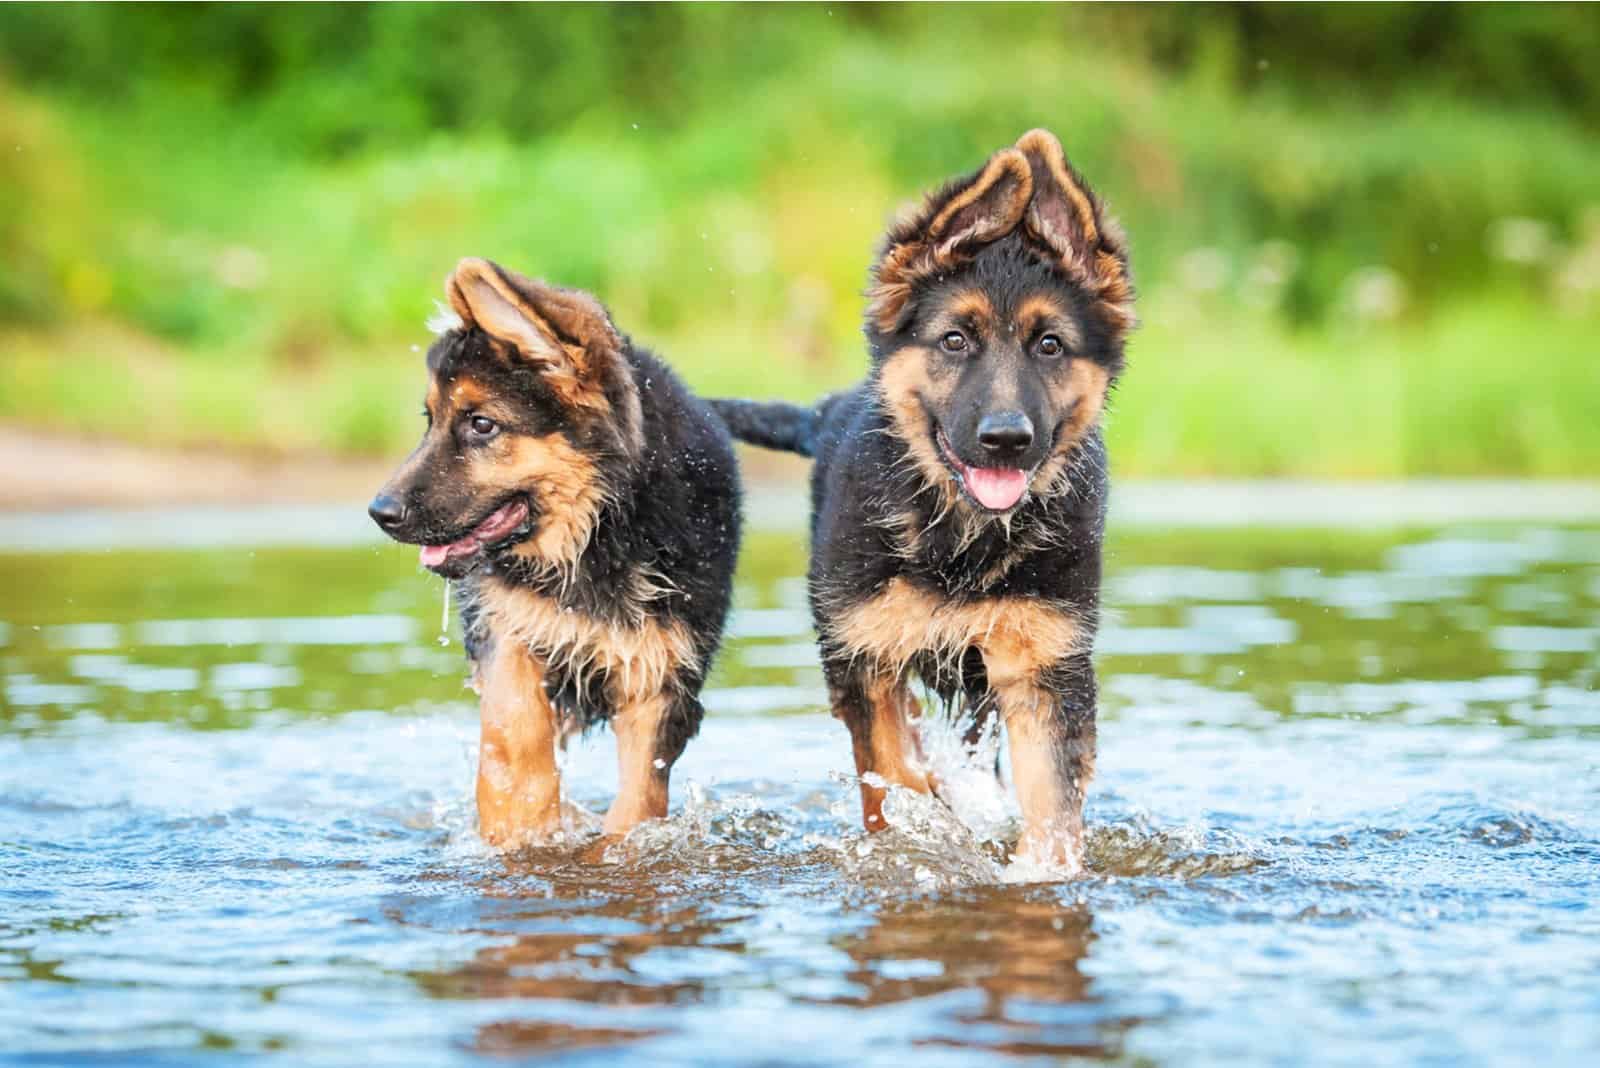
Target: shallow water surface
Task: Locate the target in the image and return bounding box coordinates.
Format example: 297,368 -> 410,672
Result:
2,514 -> 1598,1065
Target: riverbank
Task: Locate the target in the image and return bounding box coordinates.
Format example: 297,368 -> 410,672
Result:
2,430 -> 1595,550
0,425 -> 813,512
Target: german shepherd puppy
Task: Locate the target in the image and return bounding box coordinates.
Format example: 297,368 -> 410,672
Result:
370,259 -> 741,847
713,131 -> 1134,874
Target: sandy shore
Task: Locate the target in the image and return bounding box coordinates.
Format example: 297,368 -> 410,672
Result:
0,426 -> 813,511
0,428 -> 394,510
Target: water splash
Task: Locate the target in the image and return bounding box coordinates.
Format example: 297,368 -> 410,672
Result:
4,520 -> 1599,1065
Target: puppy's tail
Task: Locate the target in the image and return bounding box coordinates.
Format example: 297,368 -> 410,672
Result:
709,397 -> 824,458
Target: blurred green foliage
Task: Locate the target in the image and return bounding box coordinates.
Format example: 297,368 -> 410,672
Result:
0,3 -> 1596,474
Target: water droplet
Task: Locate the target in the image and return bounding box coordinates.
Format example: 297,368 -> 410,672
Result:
438,581 -> 452,645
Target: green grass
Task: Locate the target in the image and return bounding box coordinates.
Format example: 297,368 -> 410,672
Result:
1108,297 -> 1599,477
4,294 -> 1595,477
1,6 -> 1597,476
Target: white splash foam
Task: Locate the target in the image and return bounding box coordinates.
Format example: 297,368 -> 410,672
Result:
425,301 -> 463,335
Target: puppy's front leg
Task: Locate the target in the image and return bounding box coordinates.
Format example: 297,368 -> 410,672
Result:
827,663 -> 935,833
476,639 -> 563,847
993,654 -> 1096,875
604,692 -> 679,836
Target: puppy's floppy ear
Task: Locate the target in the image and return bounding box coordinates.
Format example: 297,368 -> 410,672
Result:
1014,129 -> 1136,336
445,258 -> 624,412
868,148 -> 1033,336
447,258 -> 565,363
923,148 -> 1033,257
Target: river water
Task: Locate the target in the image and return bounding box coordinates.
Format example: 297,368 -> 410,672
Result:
2,502 -> 1597,1065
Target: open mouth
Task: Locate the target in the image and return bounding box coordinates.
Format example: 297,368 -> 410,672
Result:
935,428 -> 1033,512
418,497 -> 531,573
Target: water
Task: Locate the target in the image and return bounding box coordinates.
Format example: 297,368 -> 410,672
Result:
3,509 -> 1598,1065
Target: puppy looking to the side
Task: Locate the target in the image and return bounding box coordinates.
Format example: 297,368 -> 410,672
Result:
370,258 -> 741,847
714,130 -> 1134,874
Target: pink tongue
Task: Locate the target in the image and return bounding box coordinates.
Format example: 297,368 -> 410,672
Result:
418,500 -> 526,569
962,465 -> 1028,510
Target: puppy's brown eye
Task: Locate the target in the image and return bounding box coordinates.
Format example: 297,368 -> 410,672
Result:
1037,335 -> 1064,358
468,415 -> 497,437
940,331 -> 968,353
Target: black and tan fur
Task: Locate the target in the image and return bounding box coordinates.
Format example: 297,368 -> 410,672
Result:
713,130 -> 1133,873
370,259 -> 741,847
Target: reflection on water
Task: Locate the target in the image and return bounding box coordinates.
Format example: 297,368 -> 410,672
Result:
1,518 -> 1598,1065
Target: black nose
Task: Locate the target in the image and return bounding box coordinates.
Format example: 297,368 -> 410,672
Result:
976,411 -> 1034,456
368,494 -> 407,531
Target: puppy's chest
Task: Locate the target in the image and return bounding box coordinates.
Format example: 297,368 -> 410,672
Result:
471,576 -> 695,700
826,574 -> 1085,686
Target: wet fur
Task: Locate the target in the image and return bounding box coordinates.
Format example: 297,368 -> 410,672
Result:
374,260 -> 741,843
710,131 -> 1132,870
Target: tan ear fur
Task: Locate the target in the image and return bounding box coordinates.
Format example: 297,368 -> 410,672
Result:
447,258 -> 566,365
1014,129 -> 1099,263
867,148 -> 1034,335
443,258 -> 631,416
1014,129 -> 1136,337
926,148 -> 1033,253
